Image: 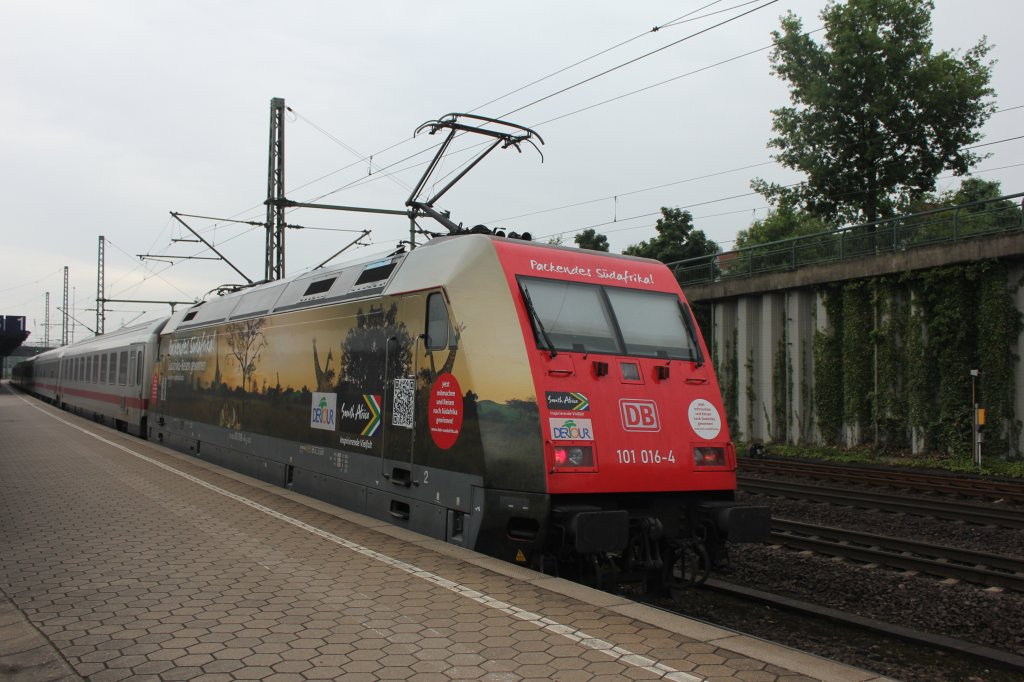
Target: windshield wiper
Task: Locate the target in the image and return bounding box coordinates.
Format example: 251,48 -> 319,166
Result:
680,306 -> 705,368
521,287 -> 557,358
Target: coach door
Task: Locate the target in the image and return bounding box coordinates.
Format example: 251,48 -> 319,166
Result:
129,344 -> 146,412
380,294 -> 426,487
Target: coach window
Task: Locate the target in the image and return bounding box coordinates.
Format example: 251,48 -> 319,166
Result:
128,348 -> 138,385
100,354 -> 107,384
425,293 -> 453,350
118,351 -> 128,386
93,355 -> 100,383
136,351 -> 143,385
108,353 -> 117,384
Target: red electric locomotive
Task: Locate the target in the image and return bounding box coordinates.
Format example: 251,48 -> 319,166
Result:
147,234 -> 768,591
15,114 -> 768,593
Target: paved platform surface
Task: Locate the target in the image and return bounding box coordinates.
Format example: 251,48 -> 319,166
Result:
0,384 -> 892,681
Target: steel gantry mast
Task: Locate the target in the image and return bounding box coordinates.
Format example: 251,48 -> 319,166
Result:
96,236 -> 106,335
61,266 -> 69,346
265,97 -> 287,281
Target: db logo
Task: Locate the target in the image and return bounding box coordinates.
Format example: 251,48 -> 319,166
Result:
619,399 -> 660,431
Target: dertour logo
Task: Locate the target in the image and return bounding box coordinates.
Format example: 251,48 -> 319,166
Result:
310,392 -> 337,431
549,418 -> 594,441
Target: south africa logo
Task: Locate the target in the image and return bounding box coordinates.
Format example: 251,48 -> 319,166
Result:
360,394 -> 382,437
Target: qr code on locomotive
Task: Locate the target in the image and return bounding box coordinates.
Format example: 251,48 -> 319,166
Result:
392,378 -> 415,428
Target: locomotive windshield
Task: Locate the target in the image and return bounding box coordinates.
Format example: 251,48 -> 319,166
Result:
519,277 -> 702,361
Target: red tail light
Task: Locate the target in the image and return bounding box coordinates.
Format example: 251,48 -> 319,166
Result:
553,445 -> 594,469
693,446 -> 726,467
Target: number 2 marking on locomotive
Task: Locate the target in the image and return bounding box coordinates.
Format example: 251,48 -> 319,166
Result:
422,469 -> 429,484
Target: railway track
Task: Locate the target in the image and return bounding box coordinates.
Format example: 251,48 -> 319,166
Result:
740,457 -> 1024,504
740,477 -> 1024,529
770,518 -> 1024,591
682,580 -> 1024,678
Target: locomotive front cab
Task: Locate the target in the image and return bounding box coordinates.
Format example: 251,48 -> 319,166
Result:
493,240 -> 770,588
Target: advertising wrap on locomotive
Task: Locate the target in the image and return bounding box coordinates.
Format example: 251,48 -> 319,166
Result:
14,234 -> 769,594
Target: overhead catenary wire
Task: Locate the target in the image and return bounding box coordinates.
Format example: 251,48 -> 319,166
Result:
496,0 -> 780,120
533,158 -> 1024,244
289,1 -> 747,207
490,106 -> 1024,228
92,6 -> 1022,309
289,1 -> 786,209
468,0 -> 739,115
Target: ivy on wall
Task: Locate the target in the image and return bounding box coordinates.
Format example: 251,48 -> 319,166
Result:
772,310 -> 791,443
810,260 -> 1022,459
721,327 -> 739,438
841,282 -> 873,443
745,348 -> 757,439
813,286 -> 844,445
977,263 -> 1023,457
911,266 -> 979,456
873,278 -> 909,449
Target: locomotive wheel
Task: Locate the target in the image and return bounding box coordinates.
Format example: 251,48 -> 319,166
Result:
668,540 -> 710,600
586,553 -> 618,591
531,551 -> 560,577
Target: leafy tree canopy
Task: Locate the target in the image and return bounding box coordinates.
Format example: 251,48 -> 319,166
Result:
752,0 -> 995,226
904,177 -> 1014,211
623,207 -> 720,263
735,207 -> 830,249
941,178 -> 1011,208
909,178 -> 1024,229
574,228 -> 609,252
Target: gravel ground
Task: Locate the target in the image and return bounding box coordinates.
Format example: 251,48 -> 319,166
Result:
688,480 -> 1024,681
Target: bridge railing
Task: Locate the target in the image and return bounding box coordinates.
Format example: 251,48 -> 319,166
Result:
670,192 -> 1024,286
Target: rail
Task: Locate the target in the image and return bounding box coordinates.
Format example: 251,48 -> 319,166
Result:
669,192 -> 1024,286
739,457 -> 1024,505
739,478 -> 1024,529
771,519 -> 1024,592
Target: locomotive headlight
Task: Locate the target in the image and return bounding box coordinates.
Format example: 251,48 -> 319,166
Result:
553,445 -> 594,469
693,446 -> 726,467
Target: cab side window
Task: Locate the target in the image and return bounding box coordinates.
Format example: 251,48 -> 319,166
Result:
425,293 -> 453,351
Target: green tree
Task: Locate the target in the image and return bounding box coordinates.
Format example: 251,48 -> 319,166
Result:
574,229 -> 609,252
734,207 -> 829,248
752,0 -> 994,226
943,178 -> 1004,206
623,207 -> 719,263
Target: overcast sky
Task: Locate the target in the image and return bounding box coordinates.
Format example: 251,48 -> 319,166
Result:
3,0 -> 1022,342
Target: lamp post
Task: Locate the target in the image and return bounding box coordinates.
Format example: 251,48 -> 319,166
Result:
970,369 -> 981,468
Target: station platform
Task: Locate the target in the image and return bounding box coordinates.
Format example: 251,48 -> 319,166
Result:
0,384 -> 891,682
